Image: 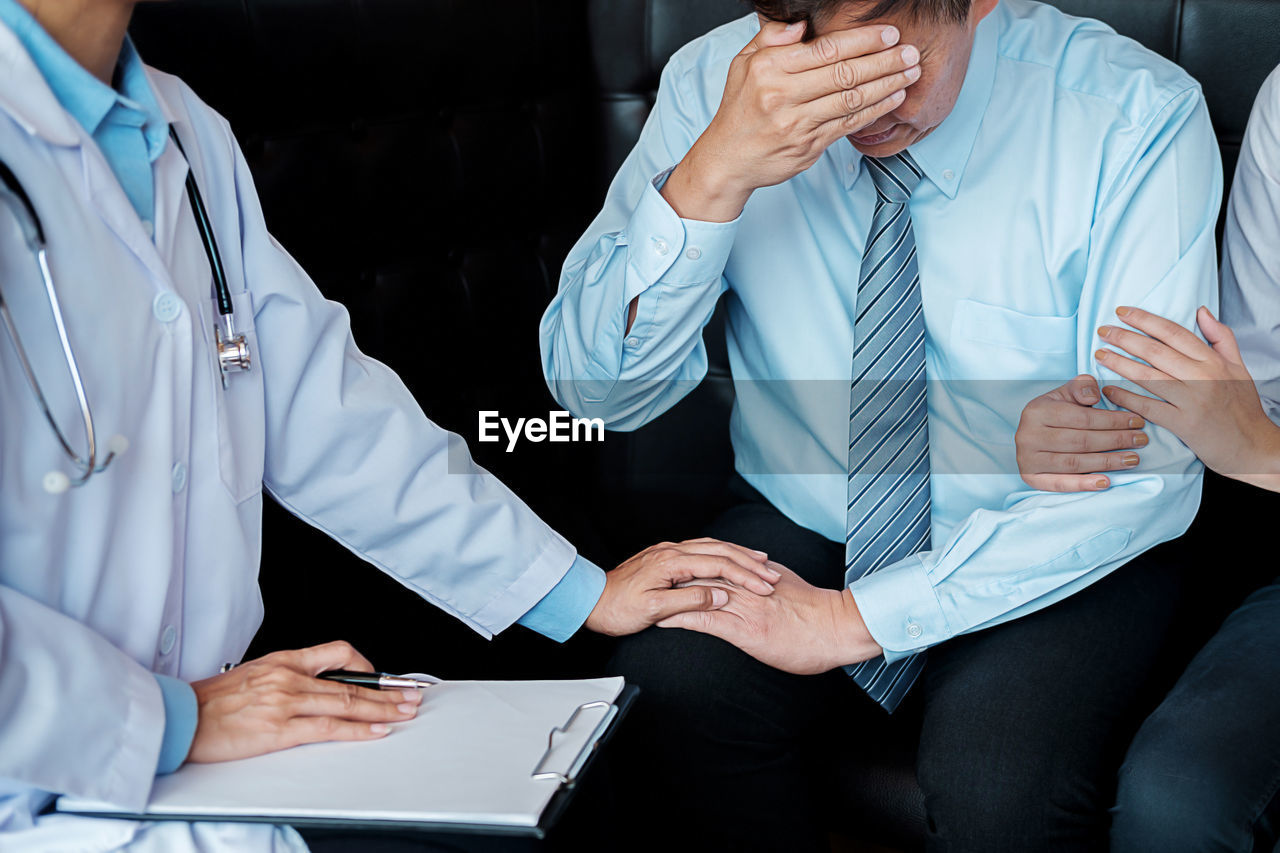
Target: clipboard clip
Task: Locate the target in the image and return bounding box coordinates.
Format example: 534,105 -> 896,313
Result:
530,700 -> 612,784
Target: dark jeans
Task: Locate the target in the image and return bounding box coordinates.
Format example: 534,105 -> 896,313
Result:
1111,576 -> 1280,853
608,478 -> 1188,852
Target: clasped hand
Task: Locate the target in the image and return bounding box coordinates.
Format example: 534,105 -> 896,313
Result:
660,562 -> 884,675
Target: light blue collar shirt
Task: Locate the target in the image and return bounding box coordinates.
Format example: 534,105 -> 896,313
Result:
0,0 -> 167,226
543,0 -> 1221,663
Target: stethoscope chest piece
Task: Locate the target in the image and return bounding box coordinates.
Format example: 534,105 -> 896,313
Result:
215,320 -> 251,387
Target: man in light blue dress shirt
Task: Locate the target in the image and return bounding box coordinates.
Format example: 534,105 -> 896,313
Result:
540,0 -> 1220,848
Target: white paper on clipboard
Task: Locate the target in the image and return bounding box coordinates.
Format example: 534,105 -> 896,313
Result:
58,677 -> 625,829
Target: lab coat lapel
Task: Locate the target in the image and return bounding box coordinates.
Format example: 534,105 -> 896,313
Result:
142,65 -> 189,262
0,20 -> 179,291
78,121 -> 181,291
82,141 -> 170,280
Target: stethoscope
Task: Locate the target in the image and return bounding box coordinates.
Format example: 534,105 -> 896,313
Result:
0,127 -> 250,495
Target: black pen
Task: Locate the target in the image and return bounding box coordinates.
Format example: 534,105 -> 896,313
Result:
318,669 -> 436,690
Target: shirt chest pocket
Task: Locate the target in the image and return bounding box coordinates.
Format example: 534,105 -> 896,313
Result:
204,290 -> 266,503
945,298 -> 1078,445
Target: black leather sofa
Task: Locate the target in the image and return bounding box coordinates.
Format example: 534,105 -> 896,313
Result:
129,1 -> 1280,849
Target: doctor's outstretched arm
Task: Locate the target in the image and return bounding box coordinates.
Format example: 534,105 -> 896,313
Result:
209,115 -> 777,646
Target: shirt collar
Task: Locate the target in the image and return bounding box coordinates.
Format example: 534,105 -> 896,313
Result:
835,6 -> 1000,200
0,0 -> 167,160
114,38 -> 170,163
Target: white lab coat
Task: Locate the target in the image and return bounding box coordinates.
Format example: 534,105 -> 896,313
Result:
0,23 -> 579,853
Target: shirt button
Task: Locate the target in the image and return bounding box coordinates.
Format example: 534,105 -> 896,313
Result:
624,336 -> 640,349
653,238 -> 669,256
171,462 -> 187,494
942,169 -> 955,181
685,247 -> 702,261
152,292 -> 182,323
159,625 -> 177,655
141,219 -> 155,239
906,623 -> 923,639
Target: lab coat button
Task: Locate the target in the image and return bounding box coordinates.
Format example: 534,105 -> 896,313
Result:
906,623 -> 923,639
171,462 -> 187,494
159,625 -> 177,655
152,292 -> 182,323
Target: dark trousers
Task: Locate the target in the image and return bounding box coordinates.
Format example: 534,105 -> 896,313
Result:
1111,575 -> 1280,853
608,478 -> 1188,852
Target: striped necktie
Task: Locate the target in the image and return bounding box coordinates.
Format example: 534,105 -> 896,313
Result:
844,152 -> 931,713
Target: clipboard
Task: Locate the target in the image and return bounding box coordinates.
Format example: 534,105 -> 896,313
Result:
57,681 -> 638,840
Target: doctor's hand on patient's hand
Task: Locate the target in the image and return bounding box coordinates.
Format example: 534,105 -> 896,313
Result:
656,562 -> 882,675
186,641 -> 421,764
584,538 -> 782,636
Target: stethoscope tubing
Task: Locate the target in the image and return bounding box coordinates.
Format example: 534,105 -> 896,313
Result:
0,125 -> 242,491
0,163 -> 115,485
0,247 -> 111,483
168,128 -> 233,318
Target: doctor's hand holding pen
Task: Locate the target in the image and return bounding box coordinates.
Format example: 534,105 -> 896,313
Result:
187,641 -> 420,763
186,540 -> 780,763
1015,306 -> 1280,494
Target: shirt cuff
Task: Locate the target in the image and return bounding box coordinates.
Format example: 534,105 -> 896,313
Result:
153,673 -> 198,775
516,555 -> 607,643
622,169 -> 740,299
848,556 -> 951,664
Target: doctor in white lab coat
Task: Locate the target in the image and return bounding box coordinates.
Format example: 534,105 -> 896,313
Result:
0,2 -> 781,851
